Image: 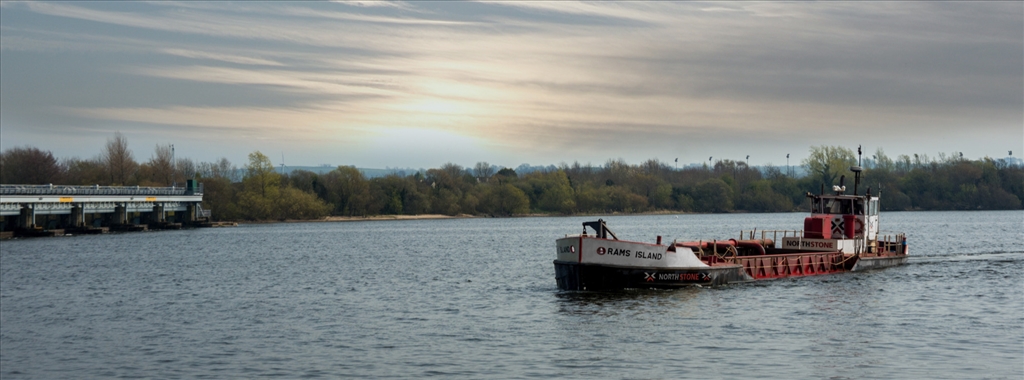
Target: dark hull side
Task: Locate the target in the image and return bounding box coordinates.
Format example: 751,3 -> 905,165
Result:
554,260 -> 752,291
851,255 -> 908,271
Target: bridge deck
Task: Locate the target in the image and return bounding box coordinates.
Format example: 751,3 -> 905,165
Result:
1,185 -> 203,216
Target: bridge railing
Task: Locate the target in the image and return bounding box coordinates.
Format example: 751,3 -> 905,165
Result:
0,184 -> 203,196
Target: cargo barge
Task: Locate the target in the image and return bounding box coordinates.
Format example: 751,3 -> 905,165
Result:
554,166 -> 908,290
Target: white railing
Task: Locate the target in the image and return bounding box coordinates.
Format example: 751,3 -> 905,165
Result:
0,184 -> 203,196
197,204 -> 212,218
739,229 -> 804,242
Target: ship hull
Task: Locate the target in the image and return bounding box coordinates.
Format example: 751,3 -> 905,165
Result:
851,254 -> 909,271
554,260 -> 751,290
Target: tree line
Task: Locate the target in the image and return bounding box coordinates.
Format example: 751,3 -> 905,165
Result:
1,134 -> 1021,221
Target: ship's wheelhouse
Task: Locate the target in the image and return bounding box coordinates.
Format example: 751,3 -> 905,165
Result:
807,193 -> 879,241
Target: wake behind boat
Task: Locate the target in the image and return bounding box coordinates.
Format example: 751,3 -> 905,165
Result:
554,166 -> 908,290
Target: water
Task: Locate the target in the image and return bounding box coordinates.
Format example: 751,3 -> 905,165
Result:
2,211 -> 1021,379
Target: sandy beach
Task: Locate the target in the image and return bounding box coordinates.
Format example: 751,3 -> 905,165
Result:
320,214 -> 475,222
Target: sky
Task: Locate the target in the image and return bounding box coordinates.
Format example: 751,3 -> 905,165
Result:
1,1 -> 1022,170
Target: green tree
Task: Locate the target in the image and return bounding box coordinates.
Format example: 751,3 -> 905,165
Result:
607,186 -> 648,213
480,184 -> 530,216
286,170 -> 319,193
630,173 -> 672,209
237,151 -> 281,220
692,178 -> 734,213
243,151 -> 280,198
199,176 -> 238,221
671,187 -> 694,212
536,171 -> 576,214
736,180 -> 793,212
274,187 -> 331,220
237,191 -> 274,220
574,183 -> 609,213
321,166 -> 370,216
370,175 -> 429,215
432,188 -> 462,215
880,190 -> 912,211
872,148 -> 895,171
803,145 -> 856,187
493,167 -> 518,184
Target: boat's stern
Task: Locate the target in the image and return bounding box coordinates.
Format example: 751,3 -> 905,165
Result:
554,235 -> 584,290
556,235 -> 581,263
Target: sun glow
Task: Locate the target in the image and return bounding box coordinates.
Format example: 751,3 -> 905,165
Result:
399,97 -> 471,116
351,127 -> 498,167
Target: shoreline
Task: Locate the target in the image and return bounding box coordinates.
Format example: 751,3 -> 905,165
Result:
229,208 -> 1023,225
320,214 -> 474,222
244,210 -> 714,224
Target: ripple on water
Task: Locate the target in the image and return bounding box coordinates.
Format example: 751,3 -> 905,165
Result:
1,211 -> 1022,378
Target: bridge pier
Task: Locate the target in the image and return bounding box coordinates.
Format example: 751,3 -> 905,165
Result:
18,205 -> 36,229
150,203 -> 165,224
185,203 -> 197,224
70,204 -> 85,228
114,204 -> 128,225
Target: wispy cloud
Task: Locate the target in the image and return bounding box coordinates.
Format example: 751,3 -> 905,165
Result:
2,1 -> 1020,166
161,49 -> 285,66
328,1 -> 413,10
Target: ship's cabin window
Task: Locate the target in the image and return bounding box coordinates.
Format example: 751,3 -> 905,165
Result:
869,199 -> 879,216
814,197 -> 863,215
826,199 -> 839,213
812,198 -> 837,214
824,198 -> 850,214
853,199 -> 865,215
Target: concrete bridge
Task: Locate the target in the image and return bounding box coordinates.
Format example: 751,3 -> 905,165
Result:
0,181 -> 207,236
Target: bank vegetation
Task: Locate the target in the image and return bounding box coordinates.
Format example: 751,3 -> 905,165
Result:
2,133 -> 1021,221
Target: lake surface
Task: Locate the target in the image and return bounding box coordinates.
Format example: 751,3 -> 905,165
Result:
2,211 -> 1022,379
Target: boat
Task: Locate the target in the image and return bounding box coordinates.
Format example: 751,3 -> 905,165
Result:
554,165 -> 908,290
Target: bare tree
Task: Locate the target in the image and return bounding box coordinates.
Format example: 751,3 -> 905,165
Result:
102,132 -> 138,185
473,161 -> 495,181
148,144 -> 174,185
440,162 -> 464,180
198,157 -> 237,181
175,157 -> 197,185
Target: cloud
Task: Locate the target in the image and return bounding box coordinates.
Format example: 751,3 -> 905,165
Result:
328,1 -> 412,10
483,1 -> 674,25
2,1 -> 1020,166
161,49 -> 285,66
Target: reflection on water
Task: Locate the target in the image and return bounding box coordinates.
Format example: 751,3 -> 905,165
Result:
1,211 -> 1021,378
555,287 -> 703,317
